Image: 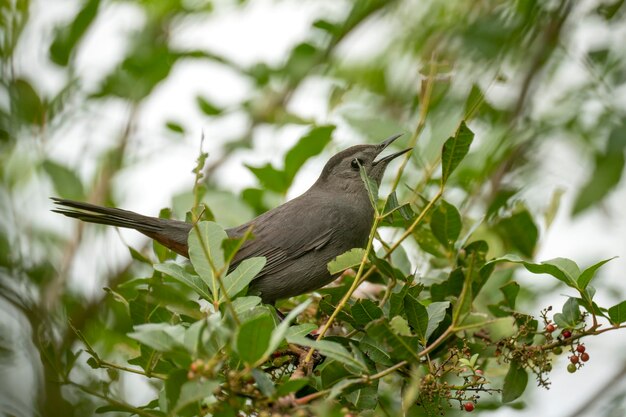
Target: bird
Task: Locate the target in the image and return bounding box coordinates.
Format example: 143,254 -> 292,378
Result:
52,134 -> 410,304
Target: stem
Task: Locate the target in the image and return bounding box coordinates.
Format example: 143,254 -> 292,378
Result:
191,221 -> 240,326
368,360 -> 409,381
67,380 -> 161,417
97,359 -> 167,380
390,54 -> 437,193
538,323 -> 626,351
294,389 -> 331,405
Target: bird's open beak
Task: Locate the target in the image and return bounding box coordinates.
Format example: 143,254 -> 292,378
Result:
379,133 -> 404,149
374,133 -> 412,165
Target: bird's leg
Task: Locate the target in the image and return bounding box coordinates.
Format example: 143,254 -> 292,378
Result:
274,307 -> 287,321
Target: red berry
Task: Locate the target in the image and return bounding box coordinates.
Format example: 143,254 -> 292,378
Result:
570,355 -> 579,364
187,370 -> 195,380
562,330 -> 572,338
567,363 -> 577,373
546,324 -> 556,333
475,369 -> 484,375
464,402 -> 474,412
581,352 -> 590,362
576,345 -> 586,353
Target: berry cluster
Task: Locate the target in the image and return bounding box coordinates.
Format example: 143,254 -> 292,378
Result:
187,358 -> 215,380
567,344 -> 590,373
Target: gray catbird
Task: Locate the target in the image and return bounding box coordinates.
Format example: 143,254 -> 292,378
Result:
52,134 -> 410,303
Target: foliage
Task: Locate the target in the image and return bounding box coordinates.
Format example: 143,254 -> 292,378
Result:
2,1 -> 626,416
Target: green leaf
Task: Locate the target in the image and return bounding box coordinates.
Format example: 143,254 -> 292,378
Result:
414,226 -> 447,258
287,336 -> 368,372
154,263 -> 211,300
366,318 -> 420,362
10,79 -> 45,126
196,95 -> 223,116
128,247 -> 152,265
165,121 -> 185,134
321,360 -> 354,388
231,296 -> 262,315
486,188 -> 518,219
284,125 -> 334,182
544,187 -> 565,228
495,209 -> 539,258
188,221 -> 227,300
346,385 -> 378,410
276,378 -> 309,397
553,298 -> 581,329
49,0 -> 100,66
488,255 -> 580,289
383,191 -> 413,220
328,248 -> 365,275
173,379 -> 219,414
284,42 -> 319,80
201,189 -> 256,228
452,269 -> 473,323
328,378 -> 364,400
389,316 -> 412,336
94,405 -> 137,414
431,268 -> 464,302
266,300 -> 312,356
237,312 -> 275,364
404,295 -> 428,344
246,163 -> 288,194
95,41 -> 177,101
500,281 -> 520,309
128,323 -> 185,352
370,254 -> 408,282
578,257 -> 616,289
182,321 -> 205,356
573,123 -> 626,215
221,257 -> 266,301
42,160 -> 85,200
425,301 -> 450,340
252,368 -> 276,397
285,323 -> 318,339
608,300 -> 626,324
351,299 -> 384,328
359,340 -> 393,366
466,240 -> 491,296
358,163 -> 379,212
430,200 -> 462,248
502,360 -> 528,403
441,121 -> 474,185
464,84 -> 486,118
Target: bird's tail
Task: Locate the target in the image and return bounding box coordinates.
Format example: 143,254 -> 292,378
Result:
51,197 -> 192,256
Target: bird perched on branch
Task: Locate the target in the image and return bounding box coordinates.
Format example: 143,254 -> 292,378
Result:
53,134 -> 410,304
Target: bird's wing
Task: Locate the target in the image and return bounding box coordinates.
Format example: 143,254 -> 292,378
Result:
226,195 -> 340,277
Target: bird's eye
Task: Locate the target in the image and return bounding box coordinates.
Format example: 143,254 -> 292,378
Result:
351,158 -> 363,170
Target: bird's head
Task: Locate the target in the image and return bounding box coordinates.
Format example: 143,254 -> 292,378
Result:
314,134 -> 411,193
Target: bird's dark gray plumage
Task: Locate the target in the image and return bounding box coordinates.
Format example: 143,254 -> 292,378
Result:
52,134 -> 410,304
